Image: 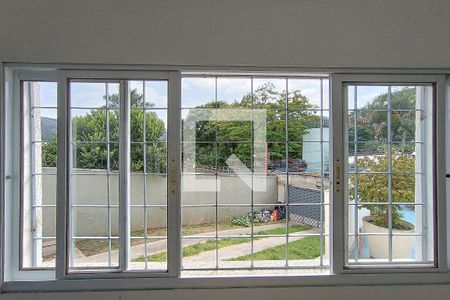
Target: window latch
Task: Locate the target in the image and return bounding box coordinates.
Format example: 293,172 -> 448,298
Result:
335,159 -> 341,192
170,159 -> 176,194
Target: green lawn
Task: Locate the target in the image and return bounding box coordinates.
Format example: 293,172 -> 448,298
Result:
75,222 -> 253,257
231,236 -> 320,261
133,224 -> 311,262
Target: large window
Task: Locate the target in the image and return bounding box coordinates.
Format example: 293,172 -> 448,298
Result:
1,68 -> 447,288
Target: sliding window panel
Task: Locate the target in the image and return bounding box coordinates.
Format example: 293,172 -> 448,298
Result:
58,71 -> 180,279
127,80 -> 169,271
333,74 -> 446,272
21,81 -> 58,270
68,80 -> 121,270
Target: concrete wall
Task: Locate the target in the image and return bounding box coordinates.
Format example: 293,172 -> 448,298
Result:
41,169 -> 278,236
2,0 -> 450,299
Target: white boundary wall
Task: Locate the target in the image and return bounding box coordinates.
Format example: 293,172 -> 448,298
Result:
41,168 -> 278,236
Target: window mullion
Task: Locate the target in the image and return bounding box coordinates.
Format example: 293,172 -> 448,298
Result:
330,74 -> 345,274
387,86 -> 393,263
56,72 -> 69,279
167,72 -> 181,277
119,80 -> 130,271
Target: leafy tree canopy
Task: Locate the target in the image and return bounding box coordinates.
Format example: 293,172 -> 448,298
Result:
183,83 -> 320,170
348,87 -> 417,155
42,83 -> 326,172
350,155 -> 415,230
43,89 -> 167,173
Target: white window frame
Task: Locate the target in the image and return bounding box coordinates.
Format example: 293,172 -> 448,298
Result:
1,65 -> 450,292
331,74 -> 447,274
3,70 -> 59,281
57,70 -> 181,279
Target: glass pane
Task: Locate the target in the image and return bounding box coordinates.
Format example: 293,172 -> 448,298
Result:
182,174 -> 216,205
181,76 -> 330,273
145,110 -> 167,142
357,86 -> 388,109
182,109 -> 217,142
391,111 -> 416,142
253,78 -> 286,108
129,207 -> 168,271
216,120 -> 252,142
182,77 -> 215,108
145,142 -> 167,174
106,83 -> 120,109
265,143 -> 287,172
218,207 -> 252,236
128,79 -> 169,271
146,177 -> 168,206
69,80 -> 120,270
182,237 -> 217,269
218,238 -> 252,268
72,109 -> 107,142
345,83 -> 435,266
129,80 -> 144,108
252,237 -> 288,268
216,77 -> 251,107
391,86 -> 418,110
22,81 -> 58,269
37,82 -> 57,107
71,207 -> 119,267
218,176 -> 252,205
182,207 -> 216,237
71,82 -> 107,108
145,81 -> 168,108
288,78 -> 322,109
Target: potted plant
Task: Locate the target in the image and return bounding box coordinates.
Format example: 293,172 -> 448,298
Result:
351,154 -> 415,259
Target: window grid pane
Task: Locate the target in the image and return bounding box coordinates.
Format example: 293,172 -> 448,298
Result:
21,81 -> 58,269
346,84 -> 434,266
129,80 -> 168,272
181,76 -> 330,272
69,81 -> 120,269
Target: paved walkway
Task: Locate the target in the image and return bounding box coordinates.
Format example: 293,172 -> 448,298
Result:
182,227 -> 319,264
52,223 -> 320,267
73,223 -> 288,264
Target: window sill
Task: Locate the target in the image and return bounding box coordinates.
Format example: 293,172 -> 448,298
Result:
3,272 -> 450,293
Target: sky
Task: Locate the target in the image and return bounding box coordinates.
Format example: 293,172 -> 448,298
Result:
181,77 -> 330,109
35,78 -> 416,123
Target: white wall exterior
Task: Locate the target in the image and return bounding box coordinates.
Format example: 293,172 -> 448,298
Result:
41,169 -> 278,236
2,0 -> 450,299
302,128 -> 330,169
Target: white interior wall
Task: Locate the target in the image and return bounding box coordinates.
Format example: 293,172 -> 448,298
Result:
2,0 -> 450,299
1,0 -> 450,68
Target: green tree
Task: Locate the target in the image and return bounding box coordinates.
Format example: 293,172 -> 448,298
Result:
42,136 -> 57,167
183,83 -> 318,170
42,89 -> 167,173
350,155 -> 415,229
349,87 -> 416,155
